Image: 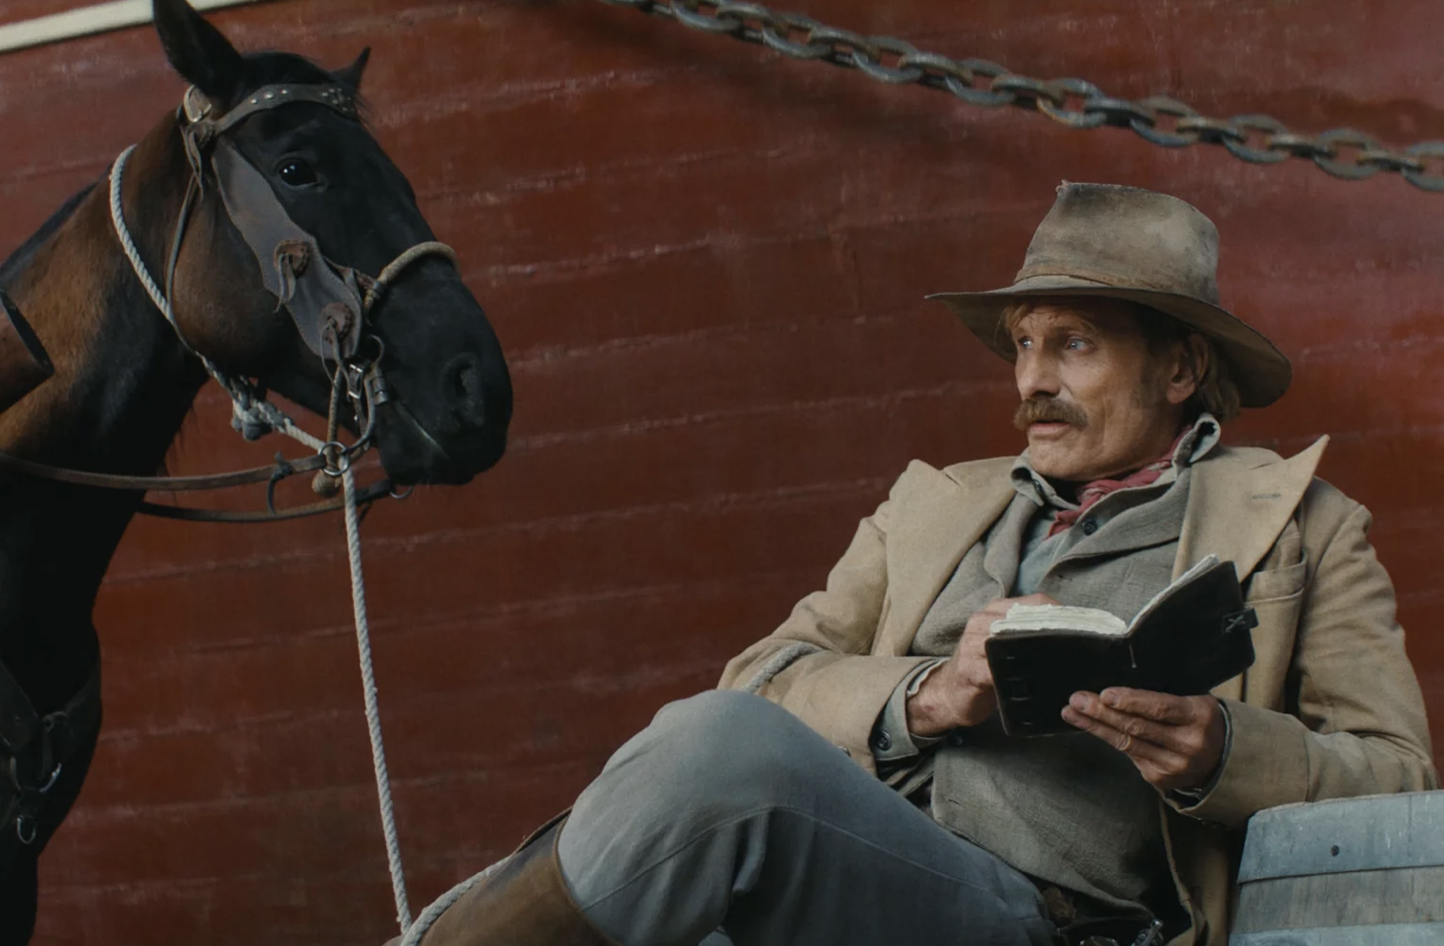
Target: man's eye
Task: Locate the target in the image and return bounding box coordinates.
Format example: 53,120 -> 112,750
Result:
1066,338 -> 1087,351
277,159 -> 319,187
1014,338 -> 1032,351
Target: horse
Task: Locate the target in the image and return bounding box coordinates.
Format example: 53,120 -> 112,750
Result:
0,0 -> 513,940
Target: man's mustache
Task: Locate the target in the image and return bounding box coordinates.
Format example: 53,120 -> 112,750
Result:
1013,396 -> 1090,431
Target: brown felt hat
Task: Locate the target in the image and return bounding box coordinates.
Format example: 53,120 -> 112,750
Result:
928,182 -> 1291,408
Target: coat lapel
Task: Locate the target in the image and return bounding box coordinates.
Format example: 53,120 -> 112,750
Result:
1175,437 -> 1328,580
877,458 -> 1015,656
1176,436 -> 1328,701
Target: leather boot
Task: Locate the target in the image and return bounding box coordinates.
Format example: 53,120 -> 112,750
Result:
399,816 -> 616,946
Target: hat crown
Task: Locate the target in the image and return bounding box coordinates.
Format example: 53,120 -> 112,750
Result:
1016,183 -> 1221,304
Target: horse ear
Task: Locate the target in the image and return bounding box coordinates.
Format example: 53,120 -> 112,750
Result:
335,47 -> 371,91
152,0 -> 245,102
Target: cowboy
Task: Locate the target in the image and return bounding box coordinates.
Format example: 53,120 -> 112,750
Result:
406,184 -> 1437,946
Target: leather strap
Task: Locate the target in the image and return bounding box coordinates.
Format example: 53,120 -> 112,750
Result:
185,84 -> 359,142
0,661 -> 102,844
0,446 -> 327,492
138,476 -> 391,523
212,139 -> 365,360
0,661 -> 40,757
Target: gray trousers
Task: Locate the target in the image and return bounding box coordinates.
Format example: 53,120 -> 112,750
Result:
557,690 -> 1058,946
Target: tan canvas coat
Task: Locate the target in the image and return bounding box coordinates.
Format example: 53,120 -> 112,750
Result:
719,437 -> 1438,946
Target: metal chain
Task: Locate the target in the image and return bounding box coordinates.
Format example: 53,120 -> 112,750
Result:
595,0 -> 1444,193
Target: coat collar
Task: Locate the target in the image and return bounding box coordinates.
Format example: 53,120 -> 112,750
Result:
1174,436 -> 1328,581
875,436 -> 1329,657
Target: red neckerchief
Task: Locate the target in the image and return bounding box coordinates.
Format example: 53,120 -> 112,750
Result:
1047,429 -> 1190,538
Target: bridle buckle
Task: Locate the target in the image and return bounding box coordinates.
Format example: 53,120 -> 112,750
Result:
182,85 -> 214,124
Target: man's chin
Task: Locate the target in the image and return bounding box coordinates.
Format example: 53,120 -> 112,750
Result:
1026,442 -> 1084,481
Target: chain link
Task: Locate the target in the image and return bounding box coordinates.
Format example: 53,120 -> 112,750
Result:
595,0 -> 1444,192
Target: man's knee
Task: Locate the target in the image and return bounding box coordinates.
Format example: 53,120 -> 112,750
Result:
649,689 -> 791,750
616,690 -> 829,811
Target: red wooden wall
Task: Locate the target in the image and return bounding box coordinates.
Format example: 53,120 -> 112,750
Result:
0,0 -> 1437,942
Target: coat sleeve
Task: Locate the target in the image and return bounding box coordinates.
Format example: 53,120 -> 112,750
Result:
1177,484 -> 1439,827
717,467 -> 937,774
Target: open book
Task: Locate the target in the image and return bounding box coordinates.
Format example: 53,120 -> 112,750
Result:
983,555 -> 1258,737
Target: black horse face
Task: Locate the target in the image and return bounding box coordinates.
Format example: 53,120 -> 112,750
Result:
154,0 -> 511,484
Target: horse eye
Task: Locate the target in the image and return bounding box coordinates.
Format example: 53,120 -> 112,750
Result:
276,158 -> 319,187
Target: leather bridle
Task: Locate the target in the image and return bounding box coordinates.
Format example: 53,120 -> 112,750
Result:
0,79 -> 475,847
0,80 -> 459,523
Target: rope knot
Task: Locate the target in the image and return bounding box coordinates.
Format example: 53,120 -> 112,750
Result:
231,402 -> 274,441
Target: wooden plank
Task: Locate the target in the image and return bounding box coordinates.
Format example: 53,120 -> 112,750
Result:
0,0 -> 274,54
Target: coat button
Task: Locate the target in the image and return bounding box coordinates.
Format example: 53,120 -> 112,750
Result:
871,730 -> 893,753
1080,519 -> 1098,536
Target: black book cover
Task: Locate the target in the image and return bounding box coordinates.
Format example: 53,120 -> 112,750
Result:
983,557 -> 1258,737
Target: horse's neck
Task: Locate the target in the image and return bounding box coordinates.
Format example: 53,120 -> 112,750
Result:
0,126 -> 207,709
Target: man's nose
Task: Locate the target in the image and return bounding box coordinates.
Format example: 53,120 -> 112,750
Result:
1015,352 -> 1060,399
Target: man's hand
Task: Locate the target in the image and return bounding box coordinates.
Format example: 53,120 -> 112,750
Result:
1062,688 -> 1226,794
906,594 -> 1058,737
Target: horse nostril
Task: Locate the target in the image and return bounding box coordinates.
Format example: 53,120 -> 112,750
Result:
442,353 -> 488,428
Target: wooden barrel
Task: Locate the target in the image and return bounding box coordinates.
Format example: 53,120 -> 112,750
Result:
1230,792 -> 1444,945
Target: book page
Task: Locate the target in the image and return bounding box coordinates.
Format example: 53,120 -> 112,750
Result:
990,604 -> 1128,638
1125,553 -> 1222,633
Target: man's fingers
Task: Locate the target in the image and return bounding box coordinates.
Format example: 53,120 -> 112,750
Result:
1064,691 -> 1226,793
1061,705 -> 1176,763
1066,692 -> 1199,755
1098,687 -> 1196,724
1062,704 -> 1201,791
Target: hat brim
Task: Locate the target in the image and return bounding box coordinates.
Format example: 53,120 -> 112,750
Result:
927,275 -> 1291,408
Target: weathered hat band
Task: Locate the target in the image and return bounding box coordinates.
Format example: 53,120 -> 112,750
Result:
1009,267 -> 1221,305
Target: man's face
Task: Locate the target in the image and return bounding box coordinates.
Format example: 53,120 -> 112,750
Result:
1010,301 -> 1189,481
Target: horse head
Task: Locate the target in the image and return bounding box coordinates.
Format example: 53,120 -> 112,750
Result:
146,0 -> 512,484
